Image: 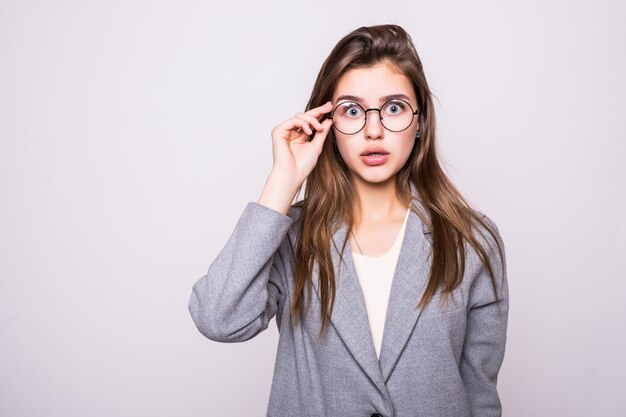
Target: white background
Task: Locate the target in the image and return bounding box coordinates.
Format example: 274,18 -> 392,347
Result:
1,0 -> 625,416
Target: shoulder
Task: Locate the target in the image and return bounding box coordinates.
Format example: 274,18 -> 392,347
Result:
467,211 -> 507,291
471,210 -> 504,253
455,210 -> 507,289
478,211 -> 501,234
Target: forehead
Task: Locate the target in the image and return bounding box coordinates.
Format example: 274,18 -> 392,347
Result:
332,62 -> 416,104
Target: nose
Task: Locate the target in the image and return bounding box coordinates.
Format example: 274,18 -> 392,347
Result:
363,109 -> 384,140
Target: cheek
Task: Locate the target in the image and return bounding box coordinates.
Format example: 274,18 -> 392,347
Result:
392,137 -> 416,169
399,131 -> 417,156
334,136 -> 355,161
401,137 -> 416,158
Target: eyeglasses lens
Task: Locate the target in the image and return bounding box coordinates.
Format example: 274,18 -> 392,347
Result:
332,100 -> 416,135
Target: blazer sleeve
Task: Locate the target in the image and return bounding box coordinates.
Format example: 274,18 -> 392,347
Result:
459,215 -> 509,417
188,202 -> 294,343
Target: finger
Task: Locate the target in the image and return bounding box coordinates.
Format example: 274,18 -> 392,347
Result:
275,117 -> 313,137
273,103 -> 333,138
294,113 -> 324,132
309,118 -> 333,154
304,101 -> 334,119
292,119 -> 312,136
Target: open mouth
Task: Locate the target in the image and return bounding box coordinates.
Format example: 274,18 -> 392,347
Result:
360,151 -> 389,166
361,148 -> 389,156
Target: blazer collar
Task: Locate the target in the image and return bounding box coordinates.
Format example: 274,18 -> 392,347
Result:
311,188 -> 433,394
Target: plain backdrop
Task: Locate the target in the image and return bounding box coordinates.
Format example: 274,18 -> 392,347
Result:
1,0 -> 625,416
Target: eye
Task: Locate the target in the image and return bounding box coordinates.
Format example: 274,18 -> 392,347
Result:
338,102 -> 363,118
383,100 -> 407,116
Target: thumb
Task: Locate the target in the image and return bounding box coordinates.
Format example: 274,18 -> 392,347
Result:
310,119 -> 334,155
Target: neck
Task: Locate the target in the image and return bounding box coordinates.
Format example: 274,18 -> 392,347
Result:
353,175 -> 406,224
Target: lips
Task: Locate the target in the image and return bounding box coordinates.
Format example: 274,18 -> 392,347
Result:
360,147 -> 389,156
360,147 -> 389,166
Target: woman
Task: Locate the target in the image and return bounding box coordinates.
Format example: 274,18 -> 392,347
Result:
189,24 -> 509,417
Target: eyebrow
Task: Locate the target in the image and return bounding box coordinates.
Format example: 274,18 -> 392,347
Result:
335,93 -> 412,104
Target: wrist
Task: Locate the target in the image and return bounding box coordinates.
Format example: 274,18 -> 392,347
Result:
257,170 -> 302,215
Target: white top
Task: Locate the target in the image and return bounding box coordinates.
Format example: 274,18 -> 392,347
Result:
351,208 -> 411,360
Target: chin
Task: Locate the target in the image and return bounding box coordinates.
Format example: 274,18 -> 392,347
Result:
355,170 -> 397,185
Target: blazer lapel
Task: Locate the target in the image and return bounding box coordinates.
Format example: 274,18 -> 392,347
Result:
312,222 -> 388,396
309,189 -> 433,391
378,202 -> 433,381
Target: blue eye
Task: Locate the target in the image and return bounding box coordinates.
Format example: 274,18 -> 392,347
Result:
338,102 -> 363,118
384,101 -> 406,116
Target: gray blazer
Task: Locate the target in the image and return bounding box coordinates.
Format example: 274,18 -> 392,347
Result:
188,198 -> 509,417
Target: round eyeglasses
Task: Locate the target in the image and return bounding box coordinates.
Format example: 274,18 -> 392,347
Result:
328,98 -> 419,135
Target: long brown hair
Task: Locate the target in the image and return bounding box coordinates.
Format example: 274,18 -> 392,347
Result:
289,24 -> 505,335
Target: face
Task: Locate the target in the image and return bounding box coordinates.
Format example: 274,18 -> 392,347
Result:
331,62 -> 419,187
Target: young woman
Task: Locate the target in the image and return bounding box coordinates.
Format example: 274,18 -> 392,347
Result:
189,24 -> 509,417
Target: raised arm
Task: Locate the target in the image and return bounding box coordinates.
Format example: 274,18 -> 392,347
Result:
188,102 -> 334,342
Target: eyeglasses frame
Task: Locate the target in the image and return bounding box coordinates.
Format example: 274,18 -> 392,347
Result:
326,98 -> 420,135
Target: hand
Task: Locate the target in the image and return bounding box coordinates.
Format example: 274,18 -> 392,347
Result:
269,101 -> 334,189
